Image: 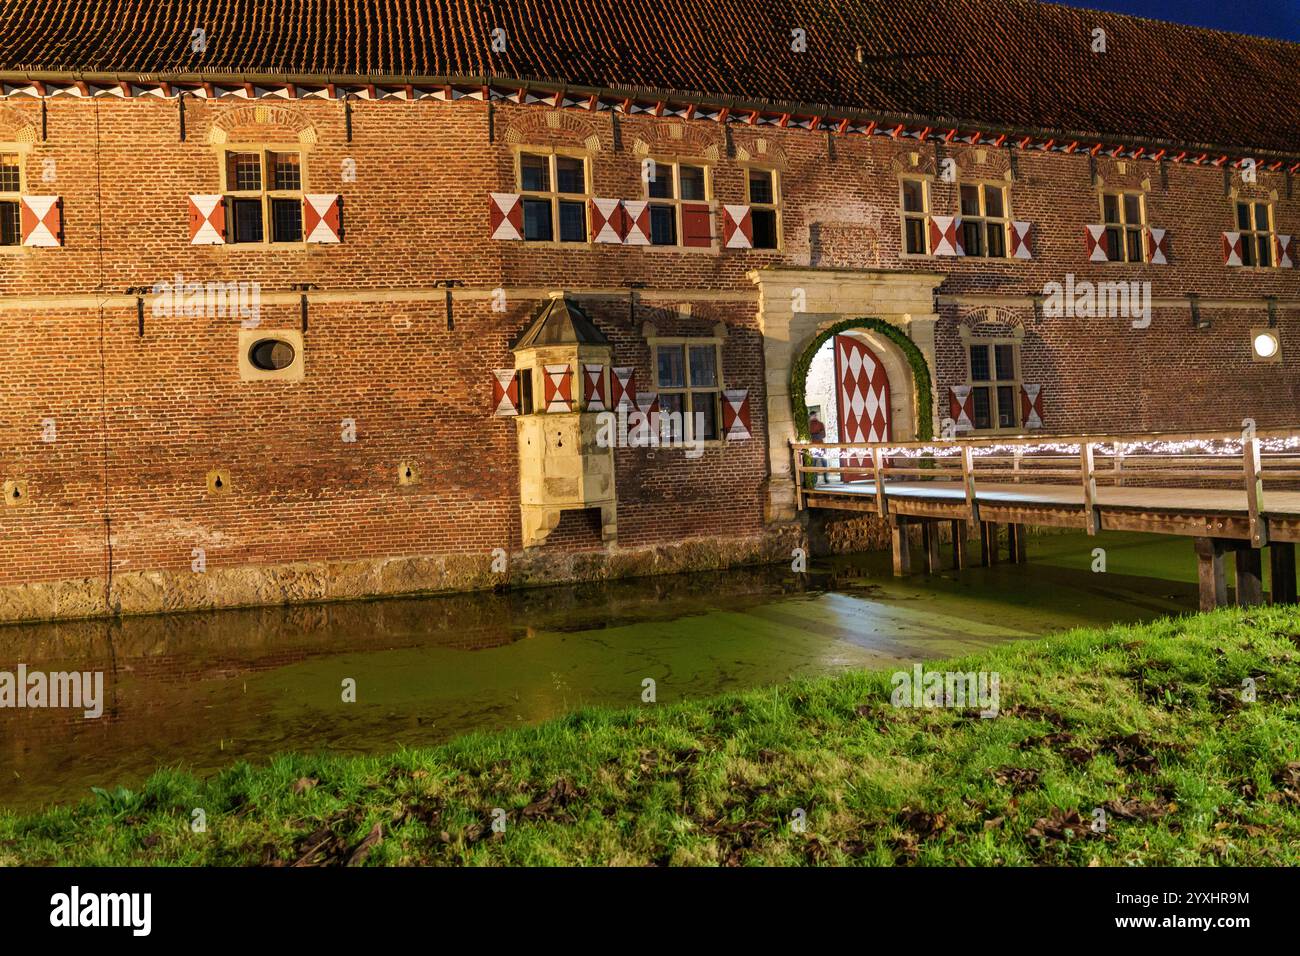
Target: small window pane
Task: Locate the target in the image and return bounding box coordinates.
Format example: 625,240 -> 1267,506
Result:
1242,237 -> 1257,267
904,217 -> 926,254
1236,203 -> 1252,231
961,220 -> 984,257
231,198 -> 263,243
0,200 -> 19,245
648,166 -> 674,199
558,200 -> 586,242
694,394 -> 720,441
969,345 -> 991,382
748,169 -> 775,205
960,184 -> 981,217
1254,203 -> 1270,231
971,387 -> 992,430
520,154 -> 550,192
680,165 -> 706,200
555,156 -> 585,195
1105,226 -> 1123,261
649,204 -> 676,245
752,208 -> 778,249
659,392 -> 686,441
1257,236 -> 1272,267
984,185 -> 1005,218
521,198 -> 553,241
1123,194 -> 1141,224
1126,228 -> 1144,262
689,346 -> 717,387
996,385 -> 1016,428
994,344 -> 1015,381
270,198 -> 302,242
657,346 -> 685,388
986,223 -> 1006,258
1103,194 -> 1120,224
269,152 -> 301,191
0,155 -> 19,192
230,152 -> 262,191
901,179 -> 925,213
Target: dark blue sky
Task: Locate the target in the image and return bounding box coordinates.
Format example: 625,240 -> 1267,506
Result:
1051,0 -> 1300,41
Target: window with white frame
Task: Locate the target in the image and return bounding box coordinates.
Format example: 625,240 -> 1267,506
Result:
0,152 -> 21,246
1101,190 -> 1147,263
645,159 -> 711,247
967,341 -> 1020,431
223,149 -> 306,244
517,150 -> 589,243
900,177 -> 930,255
959,182 -> 1010,258
1235,199 -> 1276,267
746,168 -> 780,249
653,338 -> 724,442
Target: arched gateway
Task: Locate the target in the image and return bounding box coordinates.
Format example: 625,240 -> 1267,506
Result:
747,267 -> 948,521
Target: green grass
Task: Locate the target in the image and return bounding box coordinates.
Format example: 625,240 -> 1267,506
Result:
2,605 -> 1298,866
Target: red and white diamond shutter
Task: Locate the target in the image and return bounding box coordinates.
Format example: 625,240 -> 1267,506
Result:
582,364 -> 608,411
188,195 -> 225,244
834,334 -> 890,481
722,389 -> 751,441
610,367 -> 637,409
1222,232 -> 1243,266
489,192 -> 523,241
543,364 -> 573,412
1085,225 -> 1109,262
590,199 -> 625,244
1145,227 -> 1169,264
1276,235 -> 1295,268
20,196 -> 62,246
623,200 -> 651,246
1020,383 -> 1044,430
948,386 -> 975,433
304,194 -> 342,243
722,205 -> 753,249
1009,221 -> 1033,259
681,202 -> 713,248
492,369 -> 520,416
928,215 -> 963,256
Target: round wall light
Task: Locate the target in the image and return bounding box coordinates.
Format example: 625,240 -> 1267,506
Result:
1251,328 -> 1281,362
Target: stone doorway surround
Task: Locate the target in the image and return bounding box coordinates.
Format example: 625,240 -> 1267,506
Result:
747,266 -> 947,523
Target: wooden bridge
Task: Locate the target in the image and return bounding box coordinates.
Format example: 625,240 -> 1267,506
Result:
791,429 -> 1300,611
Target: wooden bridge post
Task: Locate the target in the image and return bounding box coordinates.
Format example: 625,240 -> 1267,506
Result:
980,522 -> 999,565
1270,542 -> 1297,605
1080,441 -> 1101,535
950,520 -> 968,569
890,516 -> 911,577
1235,547 -> 1265,607
1243,437 -> 1268,548
1008,523 -> 1028,564
922,520 -> 942,574
1194,537 -> 1228,611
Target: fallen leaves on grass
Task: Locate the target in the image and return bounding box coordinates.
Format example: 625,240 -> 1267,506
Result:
992,766 -> 1042,794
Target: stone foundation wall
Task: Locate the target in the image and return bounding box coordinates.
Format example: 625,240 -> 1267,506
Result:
0,523 -> 805,626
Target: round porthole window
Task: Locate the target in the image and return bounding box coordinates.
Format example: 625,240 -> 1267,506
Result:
1252,330 -> 1280,360
249,338 -> 296,371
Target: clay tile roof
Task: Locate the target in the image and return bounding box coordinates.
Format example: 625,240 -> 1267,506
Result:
1,0 -> 1297,156
513,295 -> 611,350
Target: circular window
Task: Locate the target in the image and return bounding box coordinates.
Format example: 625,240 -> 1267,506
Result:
249,338 -> 296,371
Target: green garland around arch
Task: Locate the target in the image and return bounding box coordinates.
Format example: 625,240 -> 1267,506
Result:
789,318 -> 935,443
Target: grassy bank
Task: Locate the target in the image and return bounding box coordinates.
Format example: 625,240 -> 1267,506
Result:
2,606 -> 1298,866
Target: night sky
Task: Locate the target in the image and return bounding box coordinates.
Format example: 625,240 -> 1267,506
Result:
1049,0 -> 1300,42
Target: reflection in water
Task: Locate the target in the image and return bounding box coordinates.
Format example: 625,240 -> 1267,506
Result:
0,532 -> 1199,809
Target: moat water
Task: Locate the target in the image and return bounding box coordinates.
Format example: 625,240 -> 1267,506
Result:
0,531 -> 1214,810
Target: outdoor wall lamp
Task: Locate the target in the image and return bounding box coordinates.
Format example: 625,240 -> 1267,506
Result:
290,282 -> 318,332
433,279 -> 461,330
1188,294 -> 1211,330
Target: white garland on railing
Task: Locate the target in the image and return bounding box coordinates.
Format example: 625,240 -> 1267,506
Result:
842,435 -> 1300,460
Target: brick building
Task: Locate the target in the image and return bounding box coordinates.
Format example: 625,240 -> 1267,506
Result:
0,0 -> 1297,622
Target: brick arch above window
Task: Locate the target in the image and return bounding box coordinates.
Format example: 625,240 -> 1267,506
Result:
502,109 -> 602,151
887,146 -> 936,178
732,134 -> 788,167
630,121 -> 718,159
207,105 -> 317,146
957,306 -> 1030,336
0,105 -> 37,143
1092,157 -> 1150,191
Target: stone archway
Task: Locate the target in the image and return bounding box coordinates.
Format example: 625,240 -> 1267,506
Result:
747,266 -> 947,522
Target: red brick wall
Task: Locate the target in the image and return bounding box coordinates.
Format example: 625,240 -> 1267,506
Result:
1,95 -> 1297,600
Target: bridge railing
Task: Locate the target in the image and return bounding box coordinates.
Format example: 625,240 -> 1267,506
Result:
792,428 -> 1300,544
